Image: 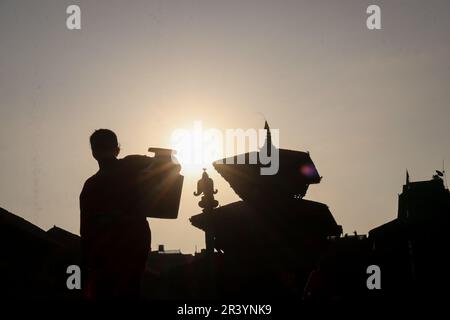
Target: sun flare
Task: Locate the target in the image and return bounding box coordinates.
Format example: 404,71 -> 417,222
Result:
171,124 -> 223,176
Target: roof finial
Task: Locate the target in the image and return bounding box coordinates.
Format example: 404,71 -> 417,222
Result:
264,121 -> 272,157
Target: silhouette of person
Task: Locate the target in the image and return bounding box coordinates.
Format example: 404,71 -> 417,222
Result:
80,129 -> 152,300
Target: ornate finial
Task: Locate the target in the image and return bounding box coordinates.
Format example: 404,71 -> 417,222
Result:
261,120 -> 272,157
194,169 -> 218,209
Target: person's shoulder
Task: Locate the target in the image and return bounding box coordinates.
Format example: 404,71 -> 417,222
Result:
82,172 -> 100,189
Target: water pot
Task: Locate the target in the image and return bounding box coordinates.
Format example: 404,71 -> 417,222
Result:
138,147 -> 184,219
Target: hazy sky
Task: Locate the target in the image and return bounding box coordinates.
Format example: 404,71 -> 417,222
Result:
1,0 -> 450,253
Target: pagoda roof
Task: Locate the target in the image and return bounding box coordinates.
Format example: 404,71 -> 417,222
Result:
213,148 -> 321,203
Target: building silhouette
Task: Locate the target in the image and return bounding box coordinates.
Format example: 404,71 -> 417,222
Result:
1,124 -> 449,302
190,122 -> 342,299
369,173 -> 450,301
0,207 -> 81,300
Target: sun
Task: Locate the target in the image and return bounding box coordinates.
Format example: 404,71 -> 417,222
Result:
171,124 -> 223,176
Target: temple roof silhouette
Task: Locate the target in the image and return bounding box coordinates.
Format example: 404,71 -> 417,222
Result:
189,122 -> 343,263
213,121 -> 321,202
0,207 -> 54,246
190,199 -> 341,251
213,149 -> 321,203
46,226 -> 80,252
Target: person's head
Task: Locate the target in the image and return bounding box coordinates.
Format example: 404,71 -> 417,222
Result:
90,129 -> 120,162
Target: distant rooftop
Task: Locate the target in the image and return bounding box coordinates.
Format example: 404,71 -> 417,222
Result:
158,249 -> 182,255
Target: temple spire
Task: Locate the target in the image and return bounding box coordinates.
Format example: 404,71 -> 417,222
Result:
263,120 -> 272,157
